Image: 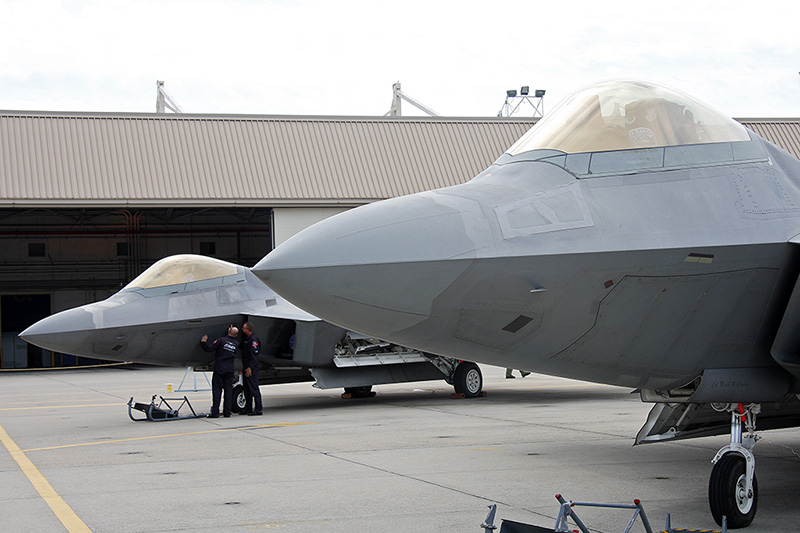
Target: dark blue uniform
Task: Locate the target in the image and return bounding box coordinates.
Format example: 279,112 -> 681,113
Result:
241,333 -> 263,414
201,334 -> 239,417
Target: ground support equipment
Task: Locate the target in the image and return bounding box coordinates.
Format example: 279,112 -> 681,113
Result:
128,395 -> 205,421
480,494 -> 728,533
176,366 -> 212,392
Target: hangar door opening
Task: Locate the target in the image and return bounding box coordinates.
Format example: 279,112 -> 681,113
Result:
1,294 -> 50,368
0,207 -> 274,293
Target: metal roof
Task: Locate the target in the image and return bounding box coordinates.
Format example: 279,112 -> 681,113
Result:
736,118 -> 800,162
0,111 -> 798,208
0,111 -> 535,207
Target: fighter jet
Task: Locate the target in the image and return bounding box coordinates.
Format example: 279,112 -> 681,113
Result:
21,254 -> 484,406
252,79 -> 800,528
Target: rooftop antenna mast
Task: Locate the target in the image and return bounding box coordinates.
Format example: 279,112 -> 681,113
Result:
498,86 -> 545,117
156,81 -> 184,113
385,82 -> 440,116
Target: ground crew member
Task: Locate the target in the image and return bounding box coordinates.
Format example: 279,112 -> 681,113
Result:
240,321 -> 263,415
200,326 -> 239,418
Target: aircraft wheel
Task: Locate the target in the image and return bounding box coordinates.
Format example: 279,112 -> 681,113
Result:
453,362 -> 483,398
232,384 -> 246,413
343,385 -> 373,398
709,453 -> 757,528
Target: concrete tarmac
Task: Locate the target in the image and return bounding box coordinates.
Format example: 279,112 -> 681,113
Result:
1,364 -> 798,532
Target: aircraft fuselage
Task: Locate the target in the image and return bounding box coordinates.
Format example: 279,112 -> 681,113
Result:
257,137 -> 800,393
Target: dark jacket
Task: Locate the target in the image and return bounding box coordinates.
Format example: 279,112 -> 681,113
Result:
201,335 -> 239,373
242,333 -> 261,372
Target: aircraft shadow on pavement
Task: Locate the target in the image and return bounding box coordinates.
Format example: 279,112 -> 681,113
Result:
258,384 -> 635,413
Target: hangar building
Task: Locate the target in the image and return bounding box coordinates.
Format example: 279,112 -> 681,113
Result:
0,111 -> 798,368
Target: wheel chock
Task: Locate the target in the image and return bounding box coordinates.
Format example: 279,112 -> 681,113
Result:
450,391 -> 488,399
341,391 -> 377,399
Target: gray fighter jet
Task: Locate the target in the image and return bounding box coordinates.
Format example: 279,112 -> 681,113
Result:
252,80 -> 800,528
21,254 -> 484,406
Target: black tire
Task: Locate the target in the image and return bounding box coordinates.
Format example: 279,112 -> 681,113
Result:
231,384 -> 246,413
709,453 -> 758,529
452,362 -> 483,398
344,385 -> 373,398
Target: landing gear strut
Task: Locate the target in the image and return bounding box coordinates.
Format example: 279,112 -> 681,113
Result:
709,403 -> 760,529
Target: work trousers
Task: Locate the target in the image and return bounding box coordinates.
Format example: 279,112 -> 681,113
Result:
243,372 -> 263,413
211,370 -> 234,416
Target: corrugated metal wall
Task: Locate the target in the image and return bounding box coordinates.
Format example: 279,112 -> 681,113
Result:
740,119 -> 800,161
0,113 -> 535,206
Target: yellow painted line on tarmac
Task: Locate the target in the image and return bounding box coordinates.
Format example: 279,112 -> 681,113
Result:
0,422 -> 91,533
23,422 -> 312,453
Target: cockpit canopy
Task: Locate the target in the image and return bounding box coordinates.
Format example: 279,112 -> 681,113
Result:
124,254 -> 240,290
508,80 -> 750,156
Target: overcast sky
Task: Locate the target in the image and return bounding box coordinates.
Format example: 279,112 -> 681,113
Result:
1,0 -> 798,118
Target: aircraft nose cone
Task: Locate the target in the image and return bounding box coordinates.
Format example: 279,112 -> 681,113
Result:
20,306 -> 96,355
253,191 -> 482,337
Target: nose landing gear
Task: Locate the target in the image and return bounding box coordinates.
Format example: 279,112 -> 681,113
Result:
708,403 -> 760,529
